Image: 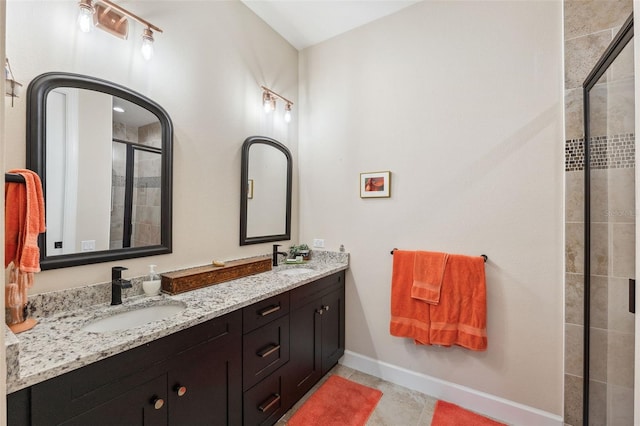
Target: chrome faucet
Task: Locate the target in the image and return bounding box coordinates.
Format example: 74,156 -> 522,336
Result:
272,244 -> 288,267
111,266 -> 132,305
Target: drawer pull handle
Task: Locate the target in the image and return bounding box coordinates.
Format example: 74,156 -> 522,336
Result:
258,393 -> 281,412
151,397 -> 165,410
174,384 -> 187,397
258,305 -> 281,316
257,343 -> 281,358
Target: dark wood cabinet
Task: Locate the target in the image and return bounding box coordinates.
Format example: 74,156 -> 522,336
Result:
7,270 -> 346,426
285,271 -> 345,409
167,334 -> 242,426
242,292 -> 290,425
9,310 -> 242,426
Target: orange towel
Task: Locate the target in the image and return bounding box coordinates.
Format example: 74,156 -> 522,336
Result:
411,251 -> 449,304
389,250 -> 430,344
5,169 -> 46,273
429,254 -> 487,351
5,177 -> 26,269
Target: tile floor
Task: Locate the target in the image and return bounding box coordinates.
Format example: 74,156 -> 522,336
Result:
276,364 -> 438,426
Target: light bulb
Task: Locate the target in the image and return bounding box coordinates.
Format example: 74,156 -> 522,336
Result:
284,103 -> 292,123
263,93 -> 273,113
141,28 -> 154,61
77,1 -> 95,33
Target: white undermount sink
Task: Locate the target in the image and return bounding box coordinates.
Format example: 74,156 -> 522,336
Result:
277,268 -> 315,276
82,302 -> 187,333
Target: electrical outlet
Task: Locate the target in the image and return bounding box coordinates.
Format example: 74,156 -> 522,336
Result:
313,239 -> 325,248
81,240 -> 96,252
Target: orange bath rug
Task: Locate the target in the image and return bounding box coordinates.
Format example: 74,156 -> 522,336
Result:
431,400 -> 506,426
287,375 -> 382,426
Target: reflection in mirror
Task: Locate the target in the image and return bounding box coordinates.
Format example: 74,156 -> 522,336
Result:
240,136 -> 292,245
27,72 -> 173,269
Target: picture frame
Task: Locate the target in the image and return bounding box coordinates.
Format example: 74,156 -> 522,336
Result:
247,179 -> 254,199
360,171 -> 391,198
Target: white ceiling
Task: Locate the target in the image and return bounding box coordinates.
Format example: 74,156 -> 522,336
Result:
241,0 -> 421,50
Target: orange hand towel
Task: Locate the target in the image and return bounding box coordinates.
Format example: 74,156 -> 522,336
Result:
411,251 -> 449,304
429,254 -> 487,351
4,177 -> 26,268
390,250 -> 430,345
5,169 -> 46,273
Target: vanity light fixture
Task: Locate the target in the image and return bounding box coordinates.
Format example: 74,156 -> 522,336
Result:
263,91 -> 275,113
284,102 -> 292,123
140,27 -> 155,61
76,0 -> 163,61
261,86 -> 294,124
4,58 -> 22,107
77,0 -> 95,33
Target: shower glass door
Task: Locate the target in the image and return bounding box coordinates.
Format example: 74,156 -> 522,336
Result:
584,16 -> 635,425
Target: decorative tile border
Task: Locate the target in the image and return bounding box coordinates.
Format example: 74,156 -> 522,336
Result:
565,133 -> 635,171
565,137 -> 585,172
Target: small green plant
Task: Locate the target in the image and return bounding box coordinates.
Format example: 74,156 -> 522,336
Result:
289,244 -> 310,258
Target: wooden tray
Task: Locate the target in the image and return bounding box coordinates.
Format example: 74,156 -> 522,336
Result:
161,257 -> 272,295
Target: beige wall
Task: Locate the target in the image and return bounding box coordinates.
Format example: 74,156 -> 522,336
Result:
298,0 -> 564,415
76,90 -> 112,252
4,0 -> 299,292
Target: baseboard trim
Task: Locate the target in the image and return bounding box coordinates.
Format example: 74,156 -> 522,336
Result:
340,350 -> 563,426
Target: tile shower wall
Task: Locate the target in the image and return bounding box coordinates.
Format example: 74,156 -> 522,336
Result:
132,122 -> 162,247
563,1 -> 633,425
110,121 -> 162,249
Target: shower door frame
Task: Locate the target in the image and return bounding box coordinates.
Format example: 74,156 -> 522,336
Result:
582,13 -> 634,425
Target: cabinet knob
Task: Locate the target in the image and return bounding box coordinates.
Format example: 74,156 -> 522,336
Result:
323,305 -> 330,311
152,397 -> 165,410
174,384 -> 187,397
316,307 -> 324,315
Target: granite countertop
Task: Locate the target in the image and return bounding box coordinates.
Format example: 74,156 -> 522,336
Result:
6,251 -> 349,394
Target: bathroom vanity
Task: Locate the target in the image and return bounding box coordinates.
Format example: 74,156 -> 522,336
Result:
6,253 -> 347,426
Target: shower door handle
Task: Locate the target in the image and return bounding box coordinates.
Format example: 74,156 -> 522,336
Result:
629,279 -> 636,314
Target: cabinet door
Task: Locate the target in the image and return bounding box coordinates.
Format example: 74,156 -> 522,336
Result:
286,300 -> 322,407
168,331 -> 242,426
7,388 -> 30,426
321,284 -> 345,374
60,375 -> 168,426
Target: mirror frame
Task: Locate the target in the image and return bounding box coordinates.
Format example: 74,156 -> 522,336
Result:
240,136 -> 292,245
26,72 -> 173,269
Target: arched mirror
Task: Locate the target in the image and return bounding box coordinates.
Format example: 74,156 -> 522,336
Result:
27,72 -> 173,269
240,136 -> 292,245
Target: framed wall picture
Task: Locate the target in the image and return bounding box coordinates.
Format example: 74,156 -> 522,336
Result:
360,171 -> 391,198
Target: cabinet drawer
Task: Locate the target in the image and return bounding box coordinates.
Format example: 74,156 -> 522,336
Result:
243,370 -> 285,426
243,316 -> 290,391
290,271 -> 344,309
243,292 -> 289,333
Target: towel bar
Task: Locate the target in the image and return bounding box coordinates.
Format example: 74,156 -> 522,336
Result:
4,173 -> 26,184
389,248 -> 488,263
